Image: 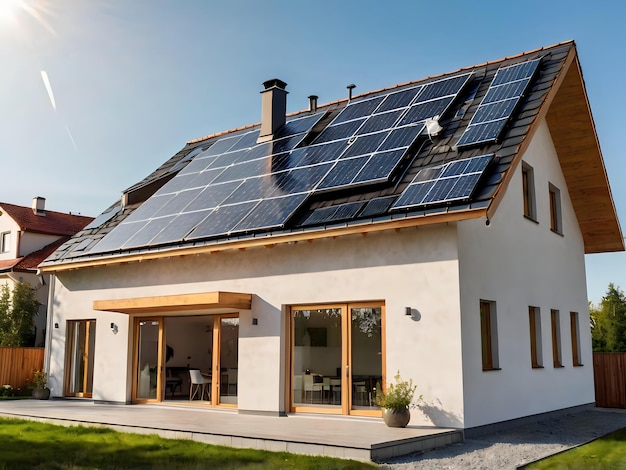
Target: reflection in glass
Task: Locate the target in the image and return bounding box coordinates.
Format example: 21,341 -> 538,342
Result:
351,307 -> 382,410
219,317 -> 239,405
136,320 -> 160,400
292,308 -> 342,408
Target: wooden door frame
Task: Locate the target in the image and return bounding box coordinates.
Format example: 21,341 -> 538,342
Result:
131,317 -> 164,404
64,319 -> 96,398
211,313 -> 239,408
286,302 -> 385,417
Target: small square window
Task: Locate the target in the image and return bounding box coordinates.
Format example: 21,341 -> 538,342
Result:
549,184 -> 563,234
0,232 -> 10,253
522,162 -> 537,221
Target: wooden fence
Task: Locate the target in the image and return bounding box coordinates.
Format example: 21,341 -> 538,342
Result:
0,347 -> 45,391
593,352 -> 626,408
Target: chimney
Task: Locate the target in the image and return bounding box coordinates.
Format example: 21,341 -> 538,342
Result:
32,196 -> 46,215
308,95 -> 318,113
258,78 -> 288,143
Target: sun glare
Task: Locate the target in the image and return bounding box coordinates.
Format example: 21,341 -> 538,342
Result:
0,0 -> 24,24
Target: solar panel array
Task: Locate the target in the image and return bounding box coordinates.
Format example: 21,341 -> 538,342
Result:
456,59 -> 540,148
89,73 -> 473,253
392,154 -> 494,210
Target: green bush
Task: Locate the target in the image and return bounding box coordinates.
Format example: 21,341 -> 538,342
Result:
374,371 -> 421,410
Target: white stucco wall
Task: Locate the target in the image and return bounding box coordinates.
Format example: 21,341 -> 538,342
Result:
48,224 -> 466,427
18,232 -> 60,257
458,119 -> 594,429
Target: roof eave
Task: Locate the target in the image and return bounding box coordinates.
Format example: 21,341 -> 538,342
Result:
39,207 -> 488,273
546,51 -> 624,253
487,43 -> 623,254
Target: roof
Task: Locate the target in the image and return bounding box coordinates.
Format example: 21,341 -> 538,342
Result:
0,202 -> 93,237
40,41 -> 624,272
0,237 -> 70,273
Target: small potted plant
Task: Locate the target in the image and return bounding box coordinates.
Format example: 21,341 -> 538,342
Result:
30,369 -> 50,400
374,371 -> 420,428
1,385 -> 13,397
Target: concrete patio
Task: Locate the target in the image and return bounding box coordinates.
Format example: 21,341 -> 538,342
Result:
0,399 -> 462,462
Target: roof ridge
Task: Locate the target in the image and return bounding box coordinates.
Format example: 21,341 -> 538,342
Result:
186,41 -> 575,146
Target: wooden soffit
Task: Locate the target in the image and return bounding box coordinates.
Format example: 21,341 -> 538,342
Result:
546,53 -> 624,254
93,291 -> 252,314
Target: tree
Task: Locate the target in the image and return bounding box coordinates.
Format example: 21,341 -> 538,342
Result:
590,283 -> 626,352
0,282 -> 39,347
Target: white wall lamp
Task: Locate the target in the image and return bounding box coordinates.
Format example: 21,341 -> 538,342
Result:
110,322 -> 118,334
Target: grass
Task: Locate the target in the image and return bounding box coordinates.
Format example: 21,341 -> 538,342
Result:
0,417 -> 376,469
526,427 -> 626,469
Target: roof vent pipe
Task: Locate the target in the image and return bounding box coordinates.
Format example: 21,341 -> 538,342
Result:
32,196 -> 46,215
347,84 -> 356,100
258,78 -> 288,143
308,95 -> 318,112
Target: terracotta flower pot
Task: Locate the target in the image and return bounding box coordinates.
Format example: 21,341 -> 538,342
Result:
32,388 -> 50,400
382,407 -> 410,427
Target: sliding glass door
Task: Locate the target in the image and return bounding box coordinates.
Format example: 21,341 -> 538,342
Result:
134,318 -> 163,402
290,303 -> 384,416
65,320 -> 96,398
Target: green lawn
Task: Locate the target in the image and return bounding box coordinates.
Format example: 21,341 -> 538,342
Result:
0,417 -> 376,469
525,427 -> 626,469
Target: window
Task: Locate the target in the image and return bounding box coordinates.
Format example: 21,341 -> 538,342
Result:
480,300 -> 499,370
522,162 -> 537,221
549,184 -> 562,234
529,306 -> 543,368
551,309 -> 563,367
0,232 -> 9,253
570,312 -> 583,366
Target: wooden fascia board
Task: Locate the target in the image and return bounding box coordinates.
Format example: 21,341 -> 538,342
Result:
41,207 -> 488,273
93,291 -> 252,314
487,45 -> 577,222
546,55 -> 624,253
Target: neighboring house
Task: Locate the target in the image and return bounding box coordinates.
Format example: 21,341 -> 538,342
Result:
40,41 -> 623,433
0,197 -> 92,346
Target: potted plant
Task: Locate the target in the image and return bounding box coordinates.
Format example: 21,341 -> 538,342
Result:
30,369 -> 50,400
374,371 -> 420,428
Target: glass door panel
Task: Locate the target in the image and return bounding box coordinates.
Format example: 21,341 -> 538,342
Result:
136,319 -> 162,401
350,307 -> 382,411
218,317 -> 239,405
292,307 -> 343,409
65,320 -> 95,397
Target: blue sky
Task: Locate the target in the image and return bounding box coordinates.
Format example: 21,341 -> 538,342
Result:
0,0 -> 624,303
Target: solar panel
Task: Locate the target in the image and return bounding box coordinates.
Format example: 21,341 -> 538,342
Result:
359,196 -> 397,218
301,201 -> 365,226
392,154 -> 493,210
90,73 -> 475,254
83,203 -> 122,230
457,59 -> 540,148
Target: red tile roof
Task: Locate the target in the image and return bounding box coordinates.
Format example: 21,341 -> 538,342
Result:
0,237 -> 70,273
0,202 -> 93,236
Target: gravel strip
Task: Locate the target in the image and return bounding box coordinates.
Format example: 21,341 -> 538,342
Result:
380,408 -> 626,469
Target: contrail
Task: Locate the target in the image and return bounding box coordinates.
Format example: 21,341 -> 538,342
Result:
65,125 -> 78,151
40,70 -> 56,110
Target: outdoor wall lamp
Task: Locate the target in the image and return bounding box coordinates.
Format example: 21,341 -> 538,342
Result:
252,318 -> 258,325
54,323 -> 59,329
110,322 -> 118,334
405,307 -> 412,316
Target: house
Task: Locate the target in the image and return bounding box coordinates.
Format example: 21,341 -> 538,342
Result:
0,197 -> 92,346
39,41 -> 623,433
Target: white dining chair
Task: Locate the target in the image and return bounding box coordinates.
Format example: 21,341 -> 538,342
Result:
189,369 -> 211,401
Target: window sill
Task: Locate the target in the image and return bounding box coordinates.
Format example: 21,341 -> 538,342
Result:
550,228 -> 564,237
531,365 -> 544,369
553,364 -> 564,368
524,215 -> 539,224
573,363 -> 584,367
482,367 -> 501,372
